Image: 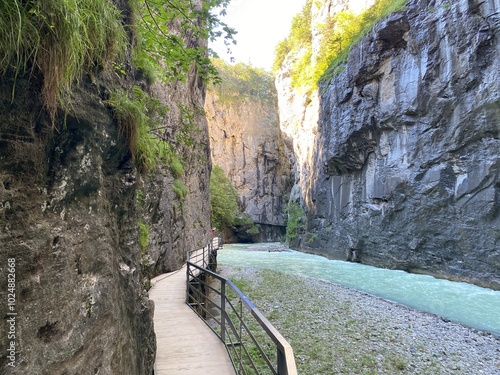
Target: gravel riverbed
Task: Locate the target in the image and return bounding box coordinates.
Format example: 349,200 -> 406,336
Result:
217,263 -> 500,374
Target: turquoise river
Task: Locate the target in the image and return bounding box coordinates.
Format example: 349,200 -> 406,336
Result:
218,243 -> 500,336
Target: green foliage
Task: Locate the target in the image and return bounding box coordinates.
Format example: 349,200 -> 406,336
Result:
106,85 -> 172,172
139,220 -> 149,251
169,155 -> 184,178
246,224 -> 260,236
273,39 -> 291,73
234,214 -> 260,237
286,201 -> 305,242
131,0 -> 236,84
320,0 -> 408,85
210,165 -> 239,231
177,104 -> 204,148
273,0 -> 408,91
273,0 -> 312,73
0,0 -> 127,120
0,0 -> 236,120
173,179 -> 188,201
209,58 -> 276,103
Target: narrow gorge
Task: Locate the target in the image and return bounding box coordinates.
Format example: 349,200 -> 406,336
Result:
0,0 -> 498,373
205,62 -> 292,242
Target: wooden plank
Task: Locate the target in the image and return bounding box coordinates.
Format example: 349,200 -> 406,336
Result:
150,266 -> 235,375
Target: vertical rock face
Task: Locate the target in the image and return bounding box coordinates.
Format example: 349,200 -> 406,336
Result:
0,78 -> 155,374
277,0 -> 500,289
140,67 -> 212,275
0,2 -> 211,374
205,90 -> 292,241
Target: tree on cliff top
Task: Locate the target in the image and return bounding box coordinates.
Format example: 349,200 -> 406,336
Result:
273,0 -> 407,90
209,58 -> 276,103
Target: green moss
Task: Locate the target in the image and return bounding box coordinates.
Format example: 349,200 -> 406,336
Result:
307,233 -> 318,243
136,189 -> 145,206
139,221 -> 149,251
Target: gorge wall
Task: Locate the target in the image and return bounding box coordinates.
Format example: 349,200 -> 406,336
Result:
0,1 -> 211,373
277,0 -> 500,289
206,67 -> 292,242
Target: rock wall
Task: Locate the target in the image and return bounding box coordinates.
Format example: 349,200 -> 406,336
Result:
277,0 -> 500,289
140,65 -> 212,276
0,77 -> 155,374
0,2 -> 212,374
205,90 -> 292,241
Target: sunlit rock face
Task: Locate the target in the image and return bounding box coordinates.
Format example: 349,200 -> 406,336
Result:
277,0 -> 500,289
205,91 -> 292,241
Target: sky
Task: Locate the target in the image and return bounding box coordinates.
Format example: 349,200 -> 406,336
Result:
209,0 -> 307,71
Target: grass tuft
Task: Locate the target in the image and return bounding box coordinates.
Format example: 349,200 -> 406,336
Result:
106,85 -> 172,173
0,0 -> 127,120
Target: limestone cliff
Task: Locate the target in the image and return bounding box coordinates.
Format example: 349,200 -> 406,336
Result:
0,1 -> 212,373
206,64 -> 292,241
277,0 -> 500,289
139,67 -> 212,276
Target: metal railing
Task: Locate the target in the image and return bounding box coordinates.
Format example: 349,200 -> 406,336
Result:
185,241 -> 297,375
187,236 -> 221,271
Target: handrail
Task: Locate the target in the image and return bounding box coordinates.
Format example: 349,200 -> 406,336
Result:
185,251 -> 297,375
187,236 -> 221,271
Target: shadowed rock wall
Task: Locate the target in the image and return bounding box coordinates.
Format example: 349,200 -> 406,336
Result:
0,78 -> 155,374
0,1 -> 212,373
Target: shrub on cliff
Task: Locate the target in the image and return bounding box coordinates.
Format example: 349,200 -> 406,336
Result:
209,59 -> 276,103
210,165 -> 240,231
273,0 -> 407,90
286,201 -> 306,242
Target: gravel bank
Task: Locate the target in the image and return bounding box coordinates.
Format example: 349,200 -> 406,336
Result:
217,264 -> 500,375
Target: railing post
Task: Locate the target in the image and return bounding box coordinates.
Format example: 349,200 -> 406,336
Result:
220,279 -> 226,343
185,263 -> 189,304
277,349 -> 286,375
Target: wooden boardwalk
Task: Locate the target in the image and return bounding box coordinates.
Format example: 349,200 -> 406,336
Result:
150,266 -> 235,375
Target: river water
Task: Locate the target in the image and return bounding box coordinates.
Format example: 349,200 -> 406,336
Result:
218,243 -> 500,336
